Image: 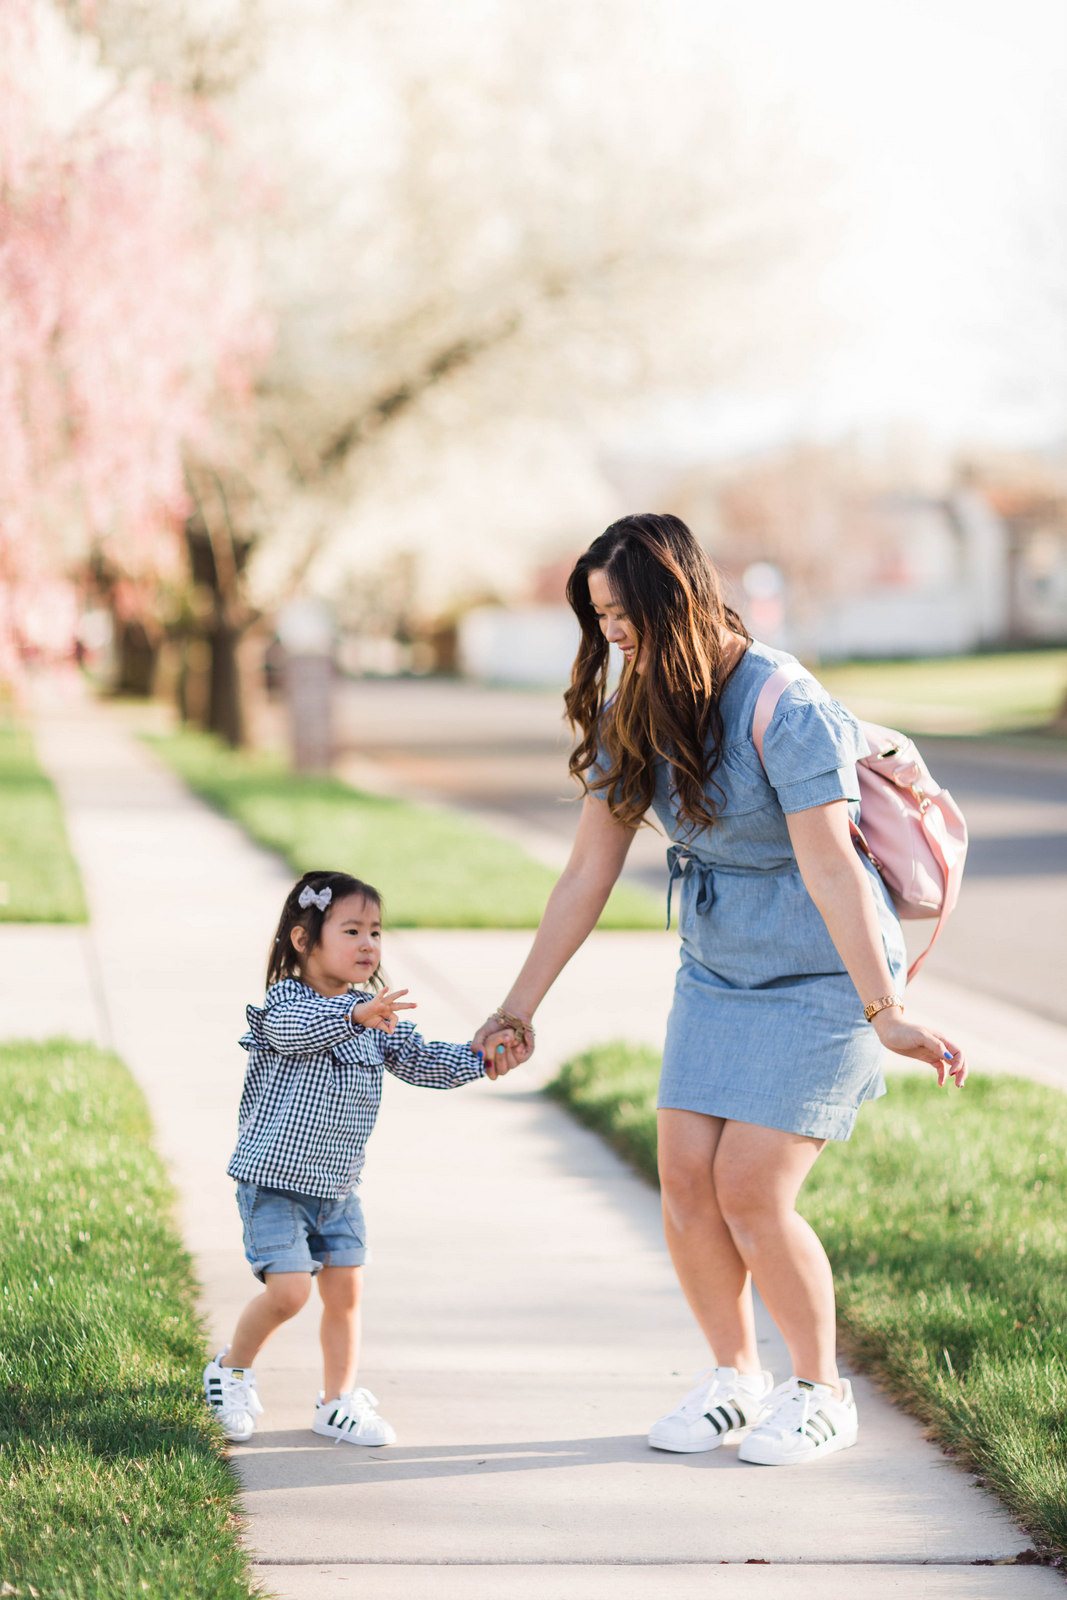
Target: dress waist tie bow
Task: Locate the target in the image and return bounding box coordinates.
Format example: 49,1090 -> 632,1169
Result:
665,845 -> 716,931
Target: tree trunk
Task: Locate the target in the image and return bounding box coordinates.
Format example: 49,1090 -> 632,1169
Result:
115,618 -> 158,696
1052,680 -> 1067,735
207,621 -> 245,747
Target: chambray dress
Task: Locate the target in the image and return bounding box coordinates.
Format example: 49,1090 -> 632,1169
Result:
603,641 -> 906,1141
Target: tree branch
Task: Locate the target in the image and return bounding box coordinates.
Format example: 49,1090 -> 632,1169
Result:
318,311 -> 522,472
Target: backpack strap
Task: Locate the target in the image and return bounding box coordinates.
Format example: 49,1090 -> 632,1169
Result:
751,662 -> 812,763
751,661 -> 865,855
752,662 -> 962,988
905,809 -> 965,983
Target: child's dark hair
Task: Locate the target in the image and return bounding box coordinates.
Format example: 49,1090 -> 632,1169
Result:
267,870 -> 385,989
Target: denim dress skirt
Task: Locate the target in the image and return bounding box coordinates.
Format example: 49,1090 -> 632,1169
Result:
643,643 -> 907,1143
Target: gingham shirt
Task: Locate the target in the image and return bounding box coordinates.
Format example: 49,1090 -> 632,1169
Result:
227,979 -> 486,1197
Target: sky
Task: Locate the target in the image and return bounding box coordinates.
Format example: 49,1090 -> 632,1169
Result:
636,0 -> 1067,459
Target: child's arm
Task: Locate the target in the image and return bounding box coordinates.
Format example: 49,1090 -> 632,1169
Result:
256,989 -> 371,1056
381,1023 -> 486,1090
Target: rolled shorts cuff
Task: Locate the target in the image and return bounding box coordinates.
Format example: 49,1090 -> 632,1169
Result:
236,1181 -> 369,1283
249,1243 -> 369,1283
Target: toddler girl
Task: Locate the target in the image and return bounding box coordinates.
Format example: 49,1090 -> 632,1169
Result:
203,868 -> 498,1447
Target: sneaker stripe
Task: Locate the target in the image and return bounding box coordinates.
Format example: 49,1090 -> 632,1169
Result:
804,1411 -> 835,1444
704,1403 -> 740,1435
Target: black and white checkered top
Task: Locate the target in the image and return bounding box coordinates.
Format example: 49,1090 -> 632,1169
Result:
227,979 -> 485,1197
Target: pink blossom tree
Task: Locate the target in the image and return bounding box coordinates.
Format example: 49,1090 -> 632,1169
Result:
0,0 -> 269,719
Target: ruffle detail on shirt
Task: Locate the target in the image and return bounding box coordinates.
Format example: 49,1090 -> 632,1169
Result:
239,979 -> 373,1053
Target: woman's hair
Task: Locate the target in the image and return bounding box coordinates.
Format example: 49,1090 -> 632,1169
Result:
267,870 -> 385,989
565,512 -> 751,834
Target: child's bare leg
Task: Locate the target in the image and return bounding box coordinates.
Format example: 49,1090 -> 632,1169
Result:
224,1272 -> 313,1368
318,1265 -> 363,1399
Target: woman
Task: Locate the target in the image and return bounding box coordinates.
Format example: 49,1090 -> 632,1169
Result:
474,512 -> 965,1467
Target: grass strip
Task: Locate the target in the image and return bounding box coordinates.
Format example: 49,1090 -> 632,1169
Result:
0,721 -> 86,922
148,728 -> 661,930
818,649 -> 1067,736
548,1044 -> 1067,1559
0,1039 -> 258,1600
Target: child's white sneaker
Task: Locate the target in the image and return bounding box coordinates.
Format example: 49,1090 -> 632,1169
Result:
648,1366 -> 775,1452
203,1350 -> 264,1443
312,1387 -> 397,1446
738,1376 -> 858,1465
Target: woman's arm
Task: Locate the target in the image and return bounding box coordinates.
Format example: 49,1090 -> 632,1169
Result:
472,795 -> 637,1066
786,800 -> 966,1085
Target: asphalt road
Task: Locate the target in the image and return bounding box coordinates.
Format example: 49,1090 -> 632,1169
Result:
336,677 -> 1067,1026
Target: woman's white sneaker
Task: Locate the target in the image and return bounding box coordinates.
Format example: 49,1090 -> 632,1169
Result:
648,1366 -> 775,1453
203,1351 -> 264,1443
313,1387 -> 397,1446
738,1377 -> 858,1465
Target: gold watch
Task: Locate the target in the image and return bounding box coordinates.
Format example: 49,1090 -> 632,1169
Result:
863,994 -> 904,1023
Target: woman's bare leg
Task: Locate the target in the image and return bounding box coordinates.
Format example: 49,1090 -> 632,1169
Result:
712,1121 -> 839,1391
657,1109 -> 761,1371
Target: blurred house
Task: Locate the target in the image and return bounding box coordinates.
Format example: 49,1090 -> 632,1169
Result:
794,487 -> 1010,660
666,445 -> 1067,660
447,444 -> 1067,682
981,479 -> 1067,644
459,605 -> 580,687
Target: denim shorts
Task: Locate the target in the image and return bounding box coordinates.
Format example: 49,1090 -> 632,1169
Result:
235,1182 -> 369,1282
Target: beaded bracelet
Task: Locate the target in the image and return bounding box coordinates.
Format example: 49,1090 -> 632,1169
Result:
492,1007 -> 536,1047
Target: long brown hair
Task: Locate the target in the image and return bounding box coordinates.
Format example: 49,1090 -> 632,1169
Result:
267,870 -> 385,989
565,513 -> 750,833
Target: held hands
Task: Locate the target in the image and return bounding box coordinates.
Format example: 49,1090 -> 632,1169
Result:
351,989 -> 417,1035
471,1013 -> 536,1080
871,1010 -> 967,1087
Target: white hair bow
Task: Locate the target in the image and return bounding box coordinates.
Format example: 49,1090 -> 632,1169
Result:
298,884 -> 332,912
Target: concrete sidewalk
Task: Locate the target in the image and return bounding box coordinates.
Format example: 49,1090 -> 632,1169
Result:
15,684 -> 1065,1598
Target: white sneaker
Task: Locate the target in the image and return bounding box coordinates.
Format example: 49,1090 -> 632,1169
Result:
648,1366 -> 775,1453
312,1387 -> 397,1446
738,1377 -> 858,1465
203,1350 -> 264,1443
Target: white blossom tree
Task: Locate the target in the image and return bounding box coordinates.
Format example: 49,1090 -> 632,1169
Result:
42,0 -> 832,735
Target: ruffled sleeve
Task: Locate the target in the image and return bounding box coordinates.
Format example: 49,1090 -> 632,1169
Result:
760,679 -> 866,814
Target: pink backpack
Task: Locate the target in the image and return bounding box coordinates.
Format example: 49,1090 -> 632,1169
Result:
752,663 -> 968,983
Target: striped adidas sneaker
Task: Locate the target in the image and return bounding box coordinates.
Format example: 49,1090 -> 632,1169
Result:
648,1366 -> 775,1453
203,1350 -> 264,1443
312,1387 -> 397,1446
738,1377 -> 858,1465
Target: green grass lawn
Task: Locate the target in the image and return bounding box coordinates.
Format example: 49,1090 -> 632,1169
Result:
0,721 -> 86,921
818,649 -> 1067,736
149,729 -> 662,930
0,1039 -> 257,1600
549,1045 -> 1067,1559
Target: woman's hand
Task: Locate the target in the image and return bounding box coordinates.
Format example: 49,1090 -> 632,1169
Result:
351,989 -> 417,1035
472,1015 -> 536,1079
872,1011 -> 967,1087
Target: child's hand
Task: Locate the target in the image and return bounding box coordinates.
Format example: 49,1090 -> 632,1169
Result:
351,989 -> 417,1034
480,1027 -> 521,1080
472,1015 -> 534,1079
